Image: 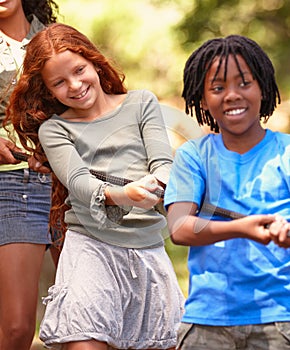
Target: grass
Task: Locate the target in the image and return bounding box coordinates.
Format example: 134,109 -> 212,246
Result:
165,236 -> 189,297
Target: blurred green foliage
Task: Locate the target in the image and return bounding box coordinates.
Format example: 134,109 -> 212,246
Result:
60,0 -> 290,103
59,0 -> 189,98
177,0 -> 290,100
165,238 -> 189,296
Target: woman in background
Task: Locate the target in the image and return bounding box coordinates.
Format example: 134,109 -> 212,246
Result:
0,1 -> 59,349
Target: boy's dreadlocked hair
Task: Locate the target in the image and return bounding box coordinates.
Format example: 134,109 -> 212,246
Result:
182,35 -> 281,132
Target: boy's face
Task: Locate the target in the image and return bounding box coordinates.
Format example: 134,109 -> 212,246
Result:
202,54 -> 263,141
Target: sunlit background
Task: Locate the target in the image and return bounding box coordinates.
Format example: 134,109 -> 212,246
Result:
59,0 -> 289,134
32,1 -> 290,347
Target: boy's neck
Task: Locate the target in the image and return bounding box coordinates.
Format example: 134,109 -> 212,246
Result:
222,128 -> 266,154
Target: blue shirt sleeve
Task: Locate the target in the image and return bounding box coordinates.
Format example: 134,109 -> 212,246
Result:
164,139 -> 206,209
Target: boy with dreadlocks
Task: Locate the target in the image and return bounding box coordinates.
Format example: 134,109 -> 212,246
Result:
164,35 -> 290,349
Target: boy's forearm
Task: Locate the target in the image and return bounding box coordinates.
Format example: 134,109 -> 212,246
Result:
169,215 -> 240,246
168,204 -> 277,246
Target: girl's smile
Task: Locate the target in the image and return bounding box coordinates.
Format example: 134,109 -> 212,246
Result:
71,86 -> 90,100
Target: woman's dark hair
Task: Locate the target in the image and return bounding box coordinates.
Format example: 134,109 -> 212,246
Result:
22,0 -> 59,24
182,34 -> 281,132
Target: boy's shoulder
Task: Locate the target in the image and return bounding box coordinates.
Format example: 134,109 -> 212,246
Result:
267,129 -> 290,147
178,133 -> 216,152
174,134 -> 218,162
274,130 -> 290,141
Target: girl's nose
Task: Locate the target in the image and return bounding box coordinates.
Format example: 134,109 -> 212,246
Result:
68,79 -> 82,90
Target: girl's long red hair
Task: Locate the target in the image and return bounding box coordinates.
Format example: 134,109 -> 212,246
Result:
5,23 -> 127,247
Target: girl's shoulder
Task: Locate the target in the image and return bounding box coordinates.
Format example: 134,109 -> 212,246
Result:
127,89 -> 159,103
38,114 -> 68,135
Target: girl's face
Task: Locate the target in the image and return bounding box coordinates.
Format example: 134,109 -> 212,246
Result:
202,54 -> 263,142
41,50 -> 103,119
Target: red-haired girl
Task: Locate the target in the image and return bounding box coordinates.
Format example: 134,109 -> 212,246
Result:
7,23 -> 184,350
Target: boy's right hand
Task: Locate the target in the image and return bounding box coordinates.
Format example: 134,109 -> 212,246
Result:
238,214 -> 276,245
268,215 -> 290,248
239,214 -> 290,247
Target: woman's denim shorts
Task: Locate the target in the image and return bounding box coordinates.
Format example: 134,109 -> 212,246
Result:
0,168 -> 52,245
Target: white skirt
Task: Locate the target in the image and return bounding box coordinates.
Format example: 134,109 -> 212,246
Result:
40,230 -> 184,349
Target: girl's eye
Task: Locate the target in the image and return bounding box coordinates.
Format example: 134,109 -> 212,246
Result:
76,66 -> 85,74
54,80 -> 64,87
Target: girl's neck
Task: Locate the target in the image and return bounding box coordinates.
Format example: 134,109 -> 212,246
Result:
61,93 -> 127,122
0,10 -> 30,42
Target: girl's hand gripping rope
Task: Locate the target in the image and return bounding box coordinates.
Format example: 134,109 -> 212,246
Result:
105,174 -> 163,210
124,175 -> 163,209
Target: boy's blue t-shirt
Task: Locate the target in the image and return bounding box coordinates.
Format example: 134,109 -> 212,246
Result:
164,129 -> 290,326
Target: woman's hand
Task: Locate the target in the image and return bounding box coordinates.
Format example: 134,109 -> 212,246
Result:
28,156 -> 51,174
0,137 -> 22,164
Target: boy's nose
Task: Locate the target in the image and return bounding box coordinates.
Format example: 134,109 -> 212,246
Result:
224,88 -> 242,102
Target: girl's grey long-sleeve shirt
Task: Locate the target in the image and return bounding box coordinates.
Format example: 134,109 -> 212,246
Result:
39,89 -> 173,248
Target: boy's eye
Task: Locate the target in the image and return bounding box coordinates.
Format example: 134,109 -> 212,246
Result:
211,85 -> 223,92
240,81 -> 250,87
